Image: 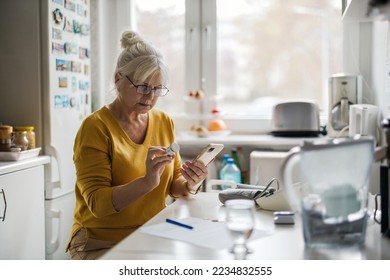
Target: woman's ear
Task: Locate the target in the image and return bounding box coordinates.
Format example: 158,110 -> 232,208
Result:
115,73 -> 121,84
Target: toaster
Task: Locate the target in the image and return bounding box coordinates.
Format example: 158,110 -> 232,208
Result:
271,101 -> 320,137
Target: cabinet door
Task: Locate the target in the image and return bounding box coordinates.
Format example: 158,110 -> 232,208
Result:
0,165 -> 45,259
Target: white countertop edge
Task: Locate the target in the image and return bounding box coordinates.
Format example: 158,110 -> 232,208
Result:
0,156 -> 51,175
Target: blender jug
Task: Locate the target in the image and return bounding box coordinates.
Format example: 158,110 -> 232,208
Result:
281,137 -> 374,248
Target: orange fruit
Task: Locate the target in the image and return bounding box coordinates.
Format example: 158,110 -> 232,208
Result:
208,119 -> 227,131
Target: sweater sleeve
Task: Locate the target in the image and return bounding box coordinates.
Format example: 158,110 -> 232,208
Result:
73,116 -> 118,218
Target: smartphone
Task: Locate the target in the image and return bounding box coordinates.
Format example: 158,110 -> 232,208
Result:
189,143 -> 224,193
194,143 -> 224,166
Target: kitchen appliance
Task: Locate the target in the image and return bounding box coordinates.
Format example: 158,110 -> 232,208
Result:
250,151 -> 300,211
328,73 -> 363,137
0,0 -> 91,259
349,104 -> 379,143
281,137 -> 375,247
271,101 -> 320,137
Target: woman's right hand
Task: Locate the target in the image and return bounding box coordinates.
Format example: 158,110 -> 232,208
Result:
144,146 -> 174,188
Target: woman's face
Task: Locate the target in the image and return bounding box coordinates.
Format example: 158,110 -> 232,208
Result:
116,71 -> 164,114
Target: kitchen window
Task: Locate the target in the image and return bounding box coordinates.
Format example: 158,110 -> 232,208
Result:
130,0 -> 343,132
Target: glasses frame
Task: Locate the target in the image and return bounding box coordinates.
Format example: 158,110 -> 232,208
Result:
125,76 -> 169,97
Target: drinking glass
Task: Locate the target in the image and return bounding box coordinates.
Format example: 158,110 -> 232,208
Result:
225,199 -> 255,258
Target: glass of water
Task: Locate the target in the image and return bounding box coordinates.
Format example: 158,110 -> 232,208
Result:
225,199 -> 255,258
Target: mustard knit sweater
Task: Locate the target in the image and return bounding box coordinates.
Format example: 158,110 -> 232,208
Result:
68,106 -> 182,245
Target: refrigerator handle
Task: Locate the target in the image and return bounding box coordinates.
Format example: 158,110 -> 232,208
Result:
0,189 -> 7,222
45,145 -> 62,193
46,209 -> 61,255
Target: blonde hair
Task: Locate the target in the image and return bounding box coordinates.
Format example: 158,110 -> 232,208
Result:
115,31 -> 169,86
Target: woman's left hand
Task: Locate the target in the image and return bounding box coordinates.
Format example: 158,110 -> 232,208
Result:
180,160 -> 208,189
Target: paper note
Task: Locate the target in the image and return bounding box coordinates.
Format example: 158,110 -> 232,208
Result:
139,217 -> 272,250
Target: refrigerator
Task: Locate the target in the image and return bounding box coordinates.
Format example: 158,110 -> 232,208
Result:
0,0 -> 91,259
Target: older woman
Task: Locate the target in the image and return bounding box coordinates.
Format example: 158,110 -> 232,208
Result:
67,31 -> 208,260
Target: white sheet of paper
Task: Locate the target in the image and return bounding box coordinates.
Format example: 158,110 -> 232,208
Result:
140,217 -> 272,250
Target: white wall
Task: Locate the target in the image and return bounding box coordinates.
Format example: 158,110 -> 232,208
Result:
372,21 -> 390,118
90,0 -> 133,111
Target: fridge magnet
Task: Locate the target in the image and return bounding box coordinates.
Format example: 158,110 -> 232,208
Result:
65,0 -> 76,12
62,95 -> 70,108
64,42 -> 78,55
63,17 -> 73,33
80,92 -> 85,105
80,24 -> 90,36
52,0 -> 64,6
64,42 -> 71,54
54,95 -> 69,108
71,61 -> 82,73
79,47 -> 88,59
84,64 -> 89,75
79,80 -> 89,91
77,4 -> 87,17
56,59 -> 71,71
52,28 -> 62,40
70,97 -> 77,108
52,42 -> 64,55
54,95 -> 62,108
59,77 -> 68,88
72,77 -> 77,92
52,8 -> 64,24
73,19 -> 81,34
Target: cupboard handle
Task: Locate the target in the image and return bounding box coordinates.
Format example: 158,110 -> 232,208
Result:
0,188 -> 6,222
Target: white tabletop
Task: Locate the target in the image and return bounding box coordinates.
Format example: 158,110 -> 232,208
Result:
100,192 -> 390,260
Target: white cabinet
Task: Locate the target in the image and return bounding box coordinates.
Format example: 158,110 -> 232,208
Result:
0,165 -> 45,259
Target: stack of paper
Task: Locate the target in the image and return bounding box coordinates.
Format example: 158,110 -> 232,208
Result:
140,217 -> 272,250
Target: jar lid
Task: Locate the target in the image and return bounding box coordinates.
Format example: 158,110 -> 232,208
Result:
0,125 -> 13,131
14,126 -> 34,131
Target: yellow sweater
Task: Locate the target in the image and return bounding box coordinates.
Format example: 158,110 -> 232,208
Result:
69,106 -> 182,244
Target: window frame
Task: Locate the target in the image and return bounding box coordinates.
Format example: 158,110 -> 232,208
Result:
127,0 -> 337,134
184,0 -> 270,133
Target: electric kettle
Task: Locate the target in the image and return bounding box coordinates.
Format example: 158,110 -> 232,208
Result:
349,104 -> 379,143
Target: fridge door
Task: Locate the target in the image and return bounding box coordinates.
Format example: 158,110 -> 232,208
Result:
45,190 -> 75,260
42,0 -> 92,199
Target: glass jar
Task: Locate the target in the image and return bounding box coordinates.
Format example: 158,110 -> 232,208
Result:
13,131 -> 29,151
14,126 -> 35,149
0,125 -> 13,151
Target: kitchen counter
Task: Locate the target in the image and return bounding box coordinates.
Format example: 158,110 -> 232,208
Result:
0,156 -> 50,175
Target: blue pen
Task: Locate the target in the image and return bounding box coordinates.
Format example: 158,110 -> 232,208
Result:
166,218 -> 193,230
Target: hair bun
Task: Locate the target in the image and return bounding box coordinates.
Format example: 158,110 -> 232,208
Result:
120,31 -> 144,49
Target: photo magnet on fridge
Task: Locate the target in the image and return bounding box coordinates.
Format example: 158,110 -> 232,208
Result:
52,8 -> 63,24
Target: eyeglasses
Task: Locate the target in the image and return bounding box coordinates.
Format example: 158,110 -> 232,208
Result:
125,76 -> 169,97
